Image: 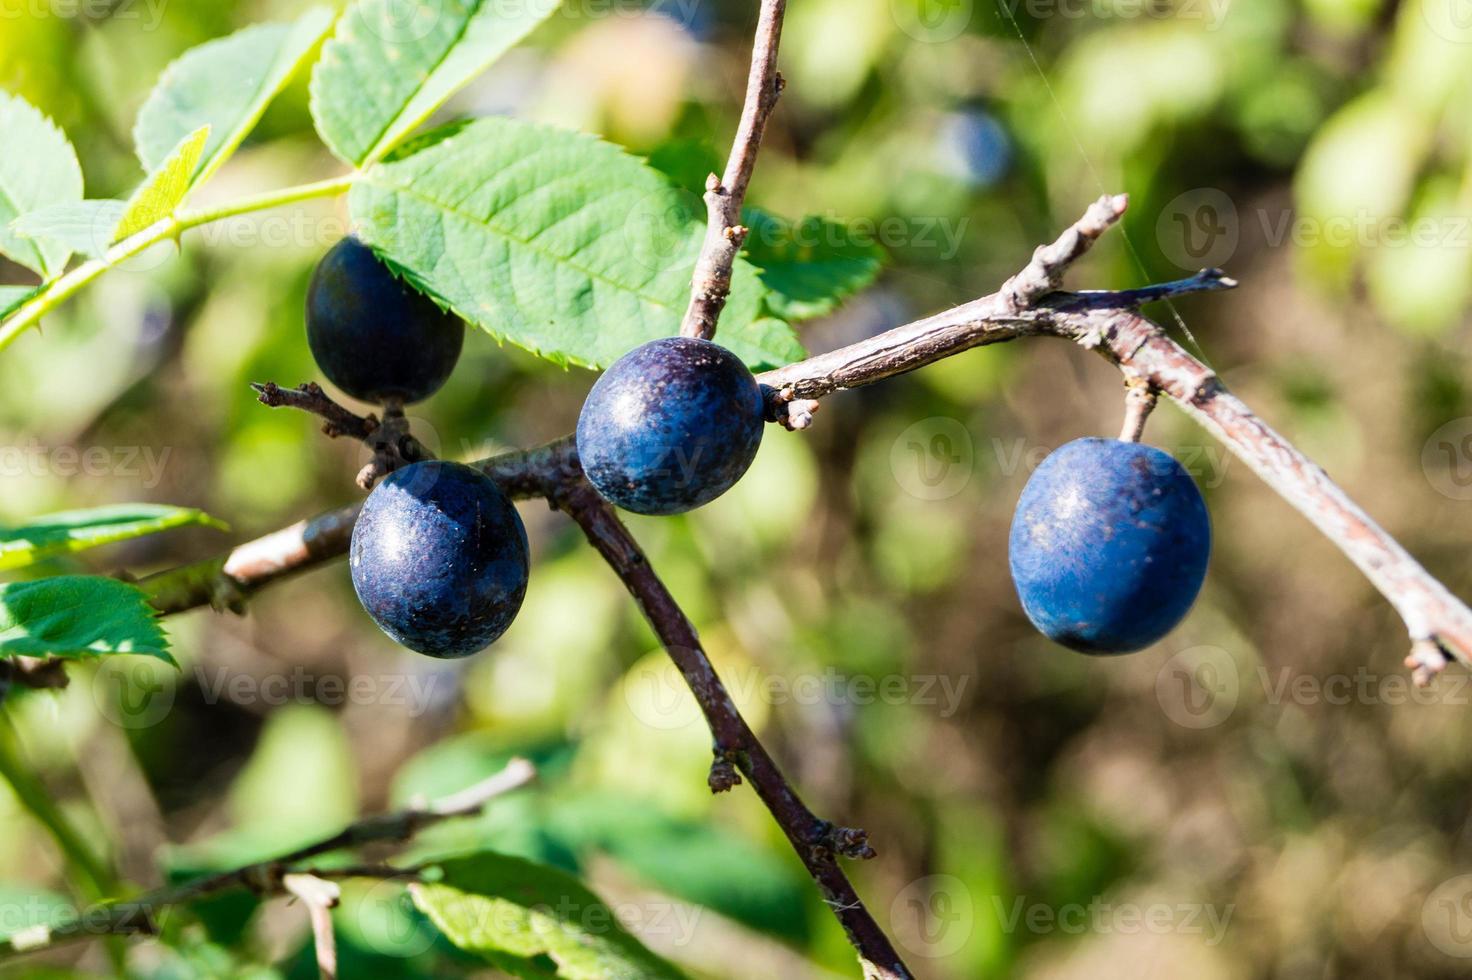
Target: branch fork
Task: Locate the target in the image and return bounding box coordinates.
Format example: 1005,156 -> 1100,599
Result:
252,382 -> 431,489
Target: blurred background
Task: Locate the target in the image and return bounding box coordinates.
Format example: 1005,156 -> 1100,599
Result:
3,0 -> 1472,976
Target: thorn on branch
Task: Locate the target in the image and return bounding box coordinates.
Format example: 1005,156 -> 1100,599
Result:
709,752 -> 743,793
252,382 -> 379,441
284,874 -> 341,980
814,822 -> 877,861
1073,267 -> 1239,309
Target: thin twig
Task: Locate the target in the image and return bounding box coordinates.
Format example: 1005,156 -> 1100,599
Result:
1075,267 -> 1237,307
680,0 -> 788,341
251,382 -> 379,441
283,874 -> 340,980
1000,192 -> 1129,309
554,483 -> 910,980
1119,383 -> 1158,443
0,760 -> 534,960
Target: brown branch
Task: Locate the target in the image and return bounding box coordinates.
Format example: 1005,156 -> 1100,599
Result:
554,483 -> 909,980
680,0 -> 788,341
754,206 -> 1471,681
0,761 -> 534,961
1061,299 -> 1472,681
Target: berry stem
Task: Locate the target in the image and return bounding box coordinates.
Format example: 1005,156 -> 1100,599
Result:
1119,384 -> 1158,443
0,174 -> 356,355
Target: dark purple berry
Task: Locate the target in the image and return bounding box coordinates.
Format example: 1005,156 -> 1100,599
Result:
350,461 -> 528,658
1009,437 -> 1211,654
306,237 -> 464,405
576,337 -> 765,515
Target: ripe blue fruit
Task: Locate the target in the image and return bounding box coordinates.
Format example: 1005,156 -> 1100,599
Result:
1008,437 -> 1211,654
350,461 -> 528,658
306,237 -> 464,405
576,337 -> 766,515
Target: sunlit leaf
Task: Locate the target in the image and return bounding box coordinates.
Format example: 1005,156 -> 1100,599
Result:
0,91 -> 83,277
0,503 -> 226,571
310,0 -> 558,167
0,286 -> 36,319
134,8 -> 336,188
742,208 -> 884,321
412,851 -> 686,979
115,124 -> 211,241
12,200 -> 127,261
0,576 -> 172,663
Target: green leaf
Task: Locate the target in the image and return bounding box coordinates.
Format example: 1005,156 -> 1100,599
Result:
0,576 -> 172,663
349,118 -> 803,370
115,124 -> 211,241
742,209 -> 884,321
546,793 -> 809,942
12,200 -> 127,261
0,285 -> 36,319
134,9 -> 336,188
412,852 -> 686,979
0,503 -> 226,571
310,0 -> 558,167
0,91 -> 83,278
